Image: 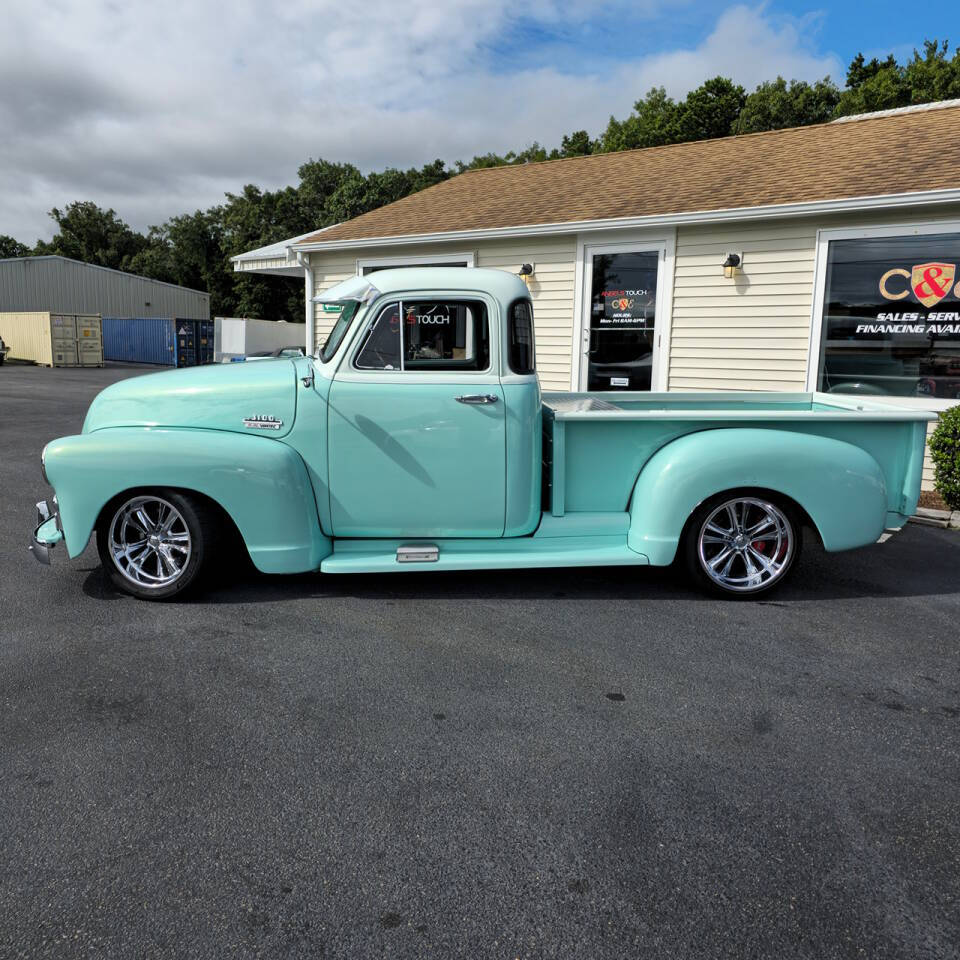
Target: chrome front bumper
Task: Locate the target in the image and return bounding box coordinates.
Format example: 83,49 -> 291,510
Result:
30,498 -> 63,565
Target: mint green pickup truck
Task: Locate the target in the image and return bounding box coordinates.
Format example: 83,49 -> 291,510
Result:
32,268 -> 935,600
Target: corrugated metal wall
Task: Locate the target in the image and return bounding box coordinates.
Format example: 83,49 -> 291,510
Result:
0,257 -> 209,319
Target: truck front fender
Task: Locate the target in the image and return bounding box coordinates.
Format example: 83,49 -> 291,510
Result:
43,428 -> 331,574
627,428 -> 888,565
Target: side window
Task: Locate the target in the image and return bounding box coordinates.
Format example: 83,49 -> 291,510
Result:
508,298 -> 536,374
354,302 -> 401,370
403,300 -> 489,371
353,299 -> 490,372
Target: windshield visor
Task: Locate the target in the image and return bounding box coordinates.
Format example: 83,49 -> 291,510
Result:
313,275 -> 380,306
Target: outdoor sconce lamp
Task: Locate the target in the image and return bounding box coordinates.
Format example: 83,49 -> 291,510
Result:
722,252 -> 742,279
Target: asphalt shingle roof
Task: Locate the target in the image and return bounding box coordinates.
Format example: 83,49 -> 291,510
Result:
300,103 -> 960,245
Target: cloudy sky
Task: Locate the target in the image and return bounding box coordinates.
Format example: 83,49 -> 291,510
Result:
0,0 -> 950,242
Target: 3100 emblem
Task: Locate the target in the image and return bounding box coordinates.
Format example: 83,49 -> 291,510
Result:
242,415 -> 283,430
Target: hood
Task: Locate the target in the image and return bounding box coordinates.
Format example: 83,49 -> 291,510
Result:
83,359 -> 299,438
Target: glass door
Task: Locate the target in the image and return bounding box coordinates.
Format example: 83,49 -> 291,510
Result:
580,245 -> 663,391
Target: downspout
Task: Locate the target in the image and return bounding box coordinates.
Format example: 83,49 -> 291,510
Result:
296,251 -> 314,355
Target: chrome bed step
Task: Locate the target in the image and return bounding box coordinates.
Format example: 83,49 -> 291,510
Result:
396,544 -> 439,563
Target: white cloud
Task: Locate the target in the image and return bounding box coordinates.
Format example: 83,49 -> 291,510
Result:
0,1 -> 842,242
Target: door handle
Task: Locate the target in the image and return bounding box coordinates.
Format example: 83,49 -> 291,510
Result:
455,394 -> 499,404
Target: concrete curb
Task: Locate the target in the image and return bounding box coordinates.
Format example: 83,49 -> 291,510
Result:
910,506 -> 960,529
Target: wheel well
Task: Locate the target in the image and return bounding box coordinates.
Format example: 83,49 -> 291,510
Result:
95,486 -> 251,561
678,486 -> 822,550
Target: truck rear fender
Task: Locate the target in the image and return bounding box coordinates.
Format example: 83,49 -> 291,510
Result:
42,428 -> 332,574
627,428 -> 888,565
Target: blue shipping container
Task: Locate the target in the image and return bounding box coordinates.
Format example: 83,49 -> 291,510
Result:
102,317 -> 212,366
102,317 -> 177,366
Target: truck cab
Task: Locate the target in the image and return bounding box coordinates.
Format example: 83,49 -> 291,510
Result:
308,269 -> 541,539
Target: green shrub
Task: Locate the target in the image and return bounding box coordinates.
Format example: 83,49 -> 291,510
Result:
929,405 -> 960,511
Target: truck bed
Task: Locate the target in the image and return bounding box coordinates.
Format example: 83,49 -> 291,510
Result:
541,390 -> 936,522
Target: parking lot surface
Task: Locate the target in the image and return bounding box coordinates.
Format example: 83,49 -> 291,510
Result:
1,364 -> 959,959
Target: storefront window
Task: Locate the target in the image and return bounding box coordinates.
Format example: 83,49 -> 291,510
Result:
818,232 -> 960,399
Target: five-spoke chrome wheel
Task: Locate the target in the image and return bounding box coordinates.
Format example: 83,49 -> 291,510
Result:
696,497 -> 794,594
108,495 -> 192,589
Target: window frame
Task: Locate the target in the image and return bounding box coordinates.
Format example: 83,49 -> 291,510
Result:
573,233 -> 674,392
807,218 -> 960,410
356,252 -> 475,275
348,294 -> 495,376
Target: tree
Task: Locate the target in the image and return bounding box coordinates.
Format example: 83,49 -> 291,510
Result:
0,235 -> 29,259
556,130 -> 594,157
599,87 -> 677,151
846,52 -> 898,90
834,61 -> 909,116
736,76 -> 841,133
903,39 -> 960,103
672,76 -> 746,142
457,143 -> 549,171
34,201 -> 148,270
835,41 -> 960,117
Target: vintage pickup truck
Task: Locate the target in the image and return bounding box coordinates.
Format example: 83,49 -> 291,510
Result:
32,267 -> 936,600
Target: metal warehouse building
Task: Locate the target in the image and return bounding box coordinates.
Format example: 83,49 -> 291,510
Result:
0,256 -> 209,319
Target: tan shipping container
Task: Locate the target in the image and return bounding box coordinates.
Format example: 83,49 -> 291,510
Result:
0,312 -> 103,366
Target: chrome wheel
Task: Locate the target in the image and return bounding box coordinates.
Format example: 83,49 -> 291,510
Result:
697,497 -> 794,594
108,495 -> 192,589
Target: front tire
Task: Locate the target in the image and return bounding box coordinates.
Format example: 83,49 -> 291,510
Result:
96,490 -> 218,600
683,493 -> 801,599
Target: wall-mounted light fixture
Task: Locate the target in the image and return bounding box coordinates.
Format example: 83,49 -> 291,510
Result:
722,252 -> 742,279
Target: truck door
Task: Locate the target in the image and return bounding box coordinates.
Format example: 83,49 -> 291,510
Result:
327,296 -> 506,538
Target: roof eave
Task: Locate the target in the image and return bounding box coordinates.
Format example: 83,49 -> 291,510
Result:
290,187 -> 960,253
230,225 -> 340,264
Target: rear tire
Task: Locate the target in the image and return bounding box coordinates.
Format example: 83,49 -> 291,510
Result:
683,493 -> 801,599
96,490 -> 220,600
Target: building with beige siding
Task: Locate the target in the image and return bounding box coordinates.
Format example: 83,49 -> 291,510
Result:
233,101 -> 960,490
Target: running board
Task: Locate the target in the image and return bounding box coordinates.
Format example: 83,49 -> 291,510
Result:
320,534 -> 648,574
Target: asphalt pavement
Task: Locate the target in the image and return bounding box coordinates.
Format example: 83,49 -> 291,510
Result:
1,363 -> 959,959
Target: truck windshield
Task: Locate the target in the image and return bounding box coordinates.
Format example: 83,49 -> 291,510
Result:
318,301 -> 360,362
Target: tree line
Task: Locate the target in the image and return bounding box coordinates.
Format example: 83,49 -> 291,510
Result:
1,40 -> 958,322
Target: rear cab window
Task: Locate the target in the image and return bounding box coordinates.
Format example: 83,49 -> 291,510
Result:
507,298 -> 536,374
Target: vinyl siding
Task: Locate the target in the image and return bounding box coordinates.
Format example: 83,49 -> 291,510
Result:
671,221 -> 819,392
477,236 -> 576,391
234,256 -> 293,273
